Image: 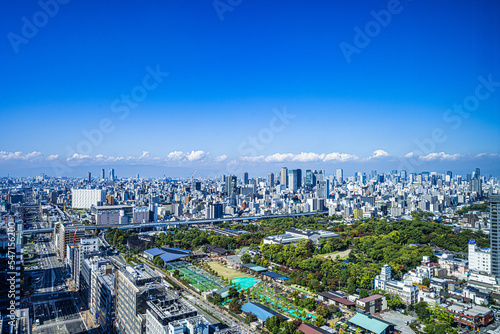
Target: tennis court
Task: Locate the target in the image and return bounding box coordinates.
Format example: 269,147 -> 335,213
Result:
167,262 -> 223,292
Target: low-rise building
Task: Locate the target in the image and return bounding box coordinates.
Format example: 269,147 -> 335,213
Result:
447,303 -> 494,328
356,294 -> 387,314
263,228 -> 338,245
347,313 -> 396,334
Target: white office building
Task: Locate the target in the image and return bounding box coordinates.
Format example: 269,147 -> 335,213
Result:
374,264 -> 419,305
468,239 -> 491,274
72,189 -> 106,209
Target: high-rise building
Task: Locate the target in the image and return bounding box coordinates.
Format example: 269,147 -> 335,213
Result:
225,175 -> 237,197
296,169 -> 302,189
336,169 -> 343,184
243,172 -> 249,185
81,255 -> 109,306
305,170 -> 314,187
490,195 -> 500,279
87,172 -> 91,182
205,203 -> 223,219
287,169 -> 302,192
115,264 -> 208,334
55,223 -> 87,260
313,170 -> 324,183
280,167 -> 288,187
267,173 -> 274,187
109,169 -> 115,181
94,268 -> 116,334
468,239 -> 491,274
470,178 -> 483,197
115,265 -> 165,334
315,180 -> 329,199
100,168 -> 105,180
71,188 -> 106,209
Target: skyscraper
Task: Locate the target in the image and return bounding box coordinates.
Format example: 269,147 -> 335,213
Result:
470,178 -> 483,197
305,170 -> 313,187
243,172 -> 249,185
225,175 -> 237,197
336,169 -> 343,184
280,167 -> 288,187
109,168 -> 115,181
287,169 -> 301,192
87,172 -> 91,182
313,170 -> 324,182
288,169 -> 297,192
267,173 -> 274,187
490,195 -> 500,279
296,169 -> 302,189
100,168 -> 105,180
316,180 -> 329,199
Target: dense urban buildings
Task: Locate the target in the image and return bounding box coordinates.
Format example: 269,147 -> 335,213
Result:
1,167 -> 499,333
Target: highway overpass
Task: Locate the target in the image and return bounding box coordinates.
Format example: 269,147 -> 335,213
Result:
22,211 -> 328,235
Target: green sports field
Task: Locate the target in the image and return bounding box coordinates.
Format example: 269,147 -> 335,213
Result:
168,262 -> 223,292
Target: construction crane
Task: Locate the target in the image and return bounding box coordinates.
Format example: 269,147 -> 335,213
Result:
191,170 -> 198,182
72,225 -> 78,244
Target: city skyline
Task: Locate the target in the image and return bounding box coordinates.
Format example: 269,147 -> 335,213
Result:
1,0 -> 499,177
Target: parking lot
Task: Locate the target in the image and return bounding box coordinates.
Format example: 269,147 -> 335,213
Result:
379,311 -> 416,334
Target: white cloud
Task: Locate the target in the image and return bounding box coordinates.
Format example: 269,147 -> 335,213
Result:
240,152 -> 361,163
186,150 -> 207,161
1,150 -> 499,167
167,151 -> 185,161
0,151 -> 43,161
402,152 -> 500,162
215,155 -> 228,162
66,153 -> 91,161
323,152 -> 359,162
418,152 -> 463,161
371,149 -> 390,158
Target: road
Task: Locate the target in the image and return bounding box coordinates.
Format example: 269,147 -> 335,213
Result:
27,239 -> 90,334
24,210 -> 329,235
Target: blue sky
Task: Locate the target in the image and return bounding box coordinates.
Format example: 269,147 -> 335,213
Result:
0,0 -> 499,177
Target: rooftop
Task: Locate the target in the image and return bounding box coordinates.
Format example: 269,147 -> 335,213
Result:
357,294 -> 385,303
348,313 -> 394,334
241,302 -> 287,322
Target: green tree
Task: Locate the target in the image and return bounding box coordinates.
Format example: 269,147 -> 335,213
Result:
315,315 -> 326,327
387,295 -> 402,310
315,305 -> 331,318
173,269 -> 180,278
359,289 -> 368,299
347,281 -> 356,295
422,278 -> 430,287
241,253 -> 251,264
229,300 -> 242,314
414,301 -> 429,320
